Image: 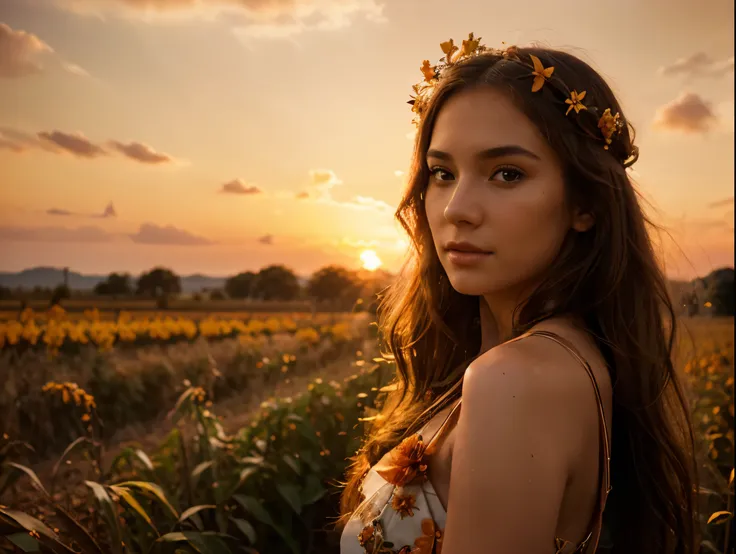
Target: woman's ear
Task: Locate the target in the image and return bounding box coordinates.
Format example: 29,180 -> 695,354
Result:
571,210 -> 595,232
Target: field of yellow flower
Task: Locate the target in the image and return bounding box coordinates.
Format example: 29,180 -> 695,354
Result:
0,306 -> 358,357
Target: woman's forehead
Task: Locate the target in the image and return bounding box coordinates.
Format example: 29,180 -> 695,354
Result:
429,88 -> 549,156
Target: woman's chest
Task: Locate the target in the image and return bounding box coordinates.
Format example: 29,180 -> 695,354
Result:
424,430 -> 455,510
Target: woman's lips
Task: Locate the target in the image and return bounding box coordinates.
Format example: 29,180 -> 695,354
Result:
446,249 -> 493,266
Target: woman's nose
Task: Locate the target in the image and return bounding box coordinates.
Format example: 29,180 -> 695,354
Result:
443,180 -> 483,227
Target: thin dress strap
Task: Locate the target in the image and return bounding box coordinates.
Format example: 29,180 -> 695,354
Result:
423,329 -> 612,553
525,329 -> 612,553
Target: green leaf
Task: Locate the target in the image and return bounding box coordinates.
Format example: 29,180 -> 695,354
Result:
232,495 -> 273,526
0,507 -> 76,554
4,462 -> 50,498
52,437 -> 98,484
178,505 -> 216,525
276,483 -> 302,515
282,454 -> 300,476
227,466 -> 258,498
229,517 -> 256,544
134,449 -> 155,472
301,474 -> 327,505
232,495 -> 298,554
156,531 -> 234,554
110,485 -> 158,534
191,461 -> 214,480
84,481 -> 123,554
6,532 -> 41,552
707,510 -> 733,525
114,480 -> 179,519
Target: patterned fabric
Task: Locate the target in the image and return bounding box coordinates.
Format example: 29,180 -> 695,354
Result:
340,329 -> 612,554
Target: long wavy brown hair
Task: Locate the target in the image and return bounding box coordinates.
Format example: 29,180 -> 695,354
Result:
337,45 -> 700,553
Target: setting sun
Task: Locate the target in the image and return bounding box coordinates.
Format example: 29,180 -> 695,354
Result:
360,250 -> 383,271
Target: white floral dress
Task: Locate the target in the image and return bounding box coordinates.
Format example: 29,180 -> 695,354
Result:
339,329 -> 612,554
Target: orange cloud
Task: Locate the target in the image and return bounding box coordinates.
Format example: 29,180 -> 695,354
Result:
108,140 -> 175,164
258,234 -> 274,245
653,92 -> 718,134
0,23 -> 53,78
659,52 -> 734,79
221,179 -> 263,194
129,223 -> 213,245
0,225 -> 115,242
1,126 -> 179,163
58,0 -> 385,40
38,130 -> 107,158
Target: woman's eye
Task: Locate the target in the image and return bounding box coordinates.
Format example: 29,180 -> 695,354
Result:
429,167 -> 454,182
491,167 -> 525,183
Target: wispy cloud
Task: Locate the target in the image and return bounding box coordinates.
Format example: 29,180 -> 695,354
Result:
57,0 -> 386,40
0,22 -> 53,78
0,225 -> 116,242
46,202 -> 117,218
129,223 -> 213,245
653,92 -> 718,134
295,169 -> 394,213
220,179 -> 263,195
659,52 -> 734,79
108,141 -> 175,164
0,126 -> 180,164
39,130 -> 108,158
258,234 -> 274,245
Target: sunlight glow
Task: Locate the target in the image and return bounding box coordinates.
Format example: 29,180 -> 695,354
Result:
360,249 -> 383,271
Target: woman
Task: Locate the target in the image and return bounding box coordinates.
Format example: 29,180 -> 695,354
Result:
337,35 -> 699,554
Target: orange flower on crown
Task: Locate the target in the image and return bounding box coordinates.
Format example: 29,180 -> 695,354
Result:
565,90 -> 588,115
440,38 -> 458,60
420,60 -> 436,82
375,433 -> 429,487
461,32 -> 481,56
414,518 -> 444,554
597,108 -> 623,150
530,54 -> 554,92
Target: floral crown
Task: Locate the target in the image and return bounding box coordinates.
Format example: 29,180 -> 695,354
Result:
408,33 -> 638,166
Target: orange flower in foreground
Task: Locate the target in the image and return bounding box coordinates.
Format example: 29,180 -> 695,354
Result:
414,518 -> 443,554
375,433 -> 428,487
390,488 -> 417,519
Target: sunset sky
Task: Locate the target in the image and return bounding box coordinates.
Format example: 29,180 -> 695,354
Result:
0,0 -> 733,280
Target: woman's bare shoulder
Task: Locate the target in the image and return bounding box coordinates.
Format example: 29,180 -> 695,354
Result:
460,320 -> 610,457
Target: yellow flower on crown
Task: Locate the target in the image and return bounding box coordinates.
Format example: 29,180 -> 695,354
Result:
529,54 -> 554,92
565,90 -> 587,115
420,60 -> 436,82
440,38 -> 458,59
597,108 -> 623,150
461,32 -> 481,56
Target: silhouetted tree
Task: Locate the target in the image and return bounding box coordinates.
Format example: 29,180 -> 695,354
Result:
50,284 -> 70,306
251,265 -> 300,301
209,289 -> 226,301
704,267 -> 735,316
225,271 -> 257,299
136,267 -> 181,299
307,265 -> 361,307
94,272 -> 133,296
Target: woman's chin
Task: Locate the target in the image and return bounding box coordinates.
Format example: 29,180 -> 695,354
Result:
446,273 -> 494,297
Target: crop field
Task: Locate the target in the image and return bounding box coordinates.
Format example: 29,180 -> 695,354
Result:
0,311 -> 732,553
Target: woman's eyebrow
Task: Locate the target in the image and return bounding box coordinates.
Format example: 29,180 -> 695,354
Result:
426,145 -> 541,161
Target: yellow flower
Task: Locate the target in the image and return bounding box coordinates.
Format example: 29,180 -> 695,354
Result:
565,90 -> 587,115
81,414 -> 91,422
530,54 -> 554,92
461,32 -> 481,56
391,488 -> 418,519
597,108 -> 622,150
439,38 -> 458,58
420,60 -> 435,82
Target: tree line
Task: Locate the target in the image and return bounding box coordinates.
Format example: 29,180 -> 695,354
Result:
0,265 -> 392,311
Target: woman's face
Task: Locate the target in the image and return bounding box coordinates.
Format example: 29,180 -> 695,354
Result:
424,86 -> 592,298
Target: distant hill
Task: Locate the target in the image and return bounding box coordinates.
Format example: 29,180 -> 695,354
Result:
0,267 -> 230,294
